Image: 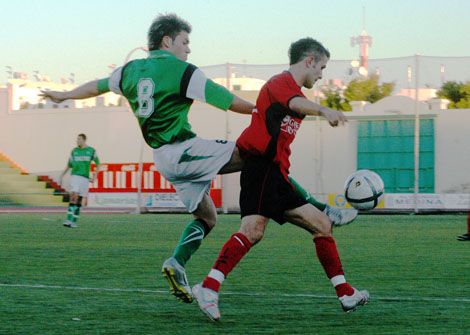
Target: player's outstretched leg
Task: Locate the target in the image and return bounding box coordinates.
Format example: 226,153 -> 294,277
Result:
193,216 -> 265,321
288,176 -> 358,227
314,235 -> 369,312
162,193 -> 216,303
193,232 -> 253,321
162,219 -> 211,303
285,204 -> 368,312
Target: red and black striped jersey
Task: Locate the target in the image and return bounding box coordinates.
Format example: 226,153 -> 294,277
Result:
236,71 -> 305,180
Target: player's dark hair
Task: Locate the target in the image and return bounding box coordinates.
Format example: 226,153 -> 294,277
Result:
288,38 -> 330,65
147,13 -> 192,51
78,133 -> 86,140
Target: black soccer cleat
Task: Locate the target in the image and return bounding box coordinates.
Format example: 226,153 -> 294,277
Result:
457,233 -> 470,241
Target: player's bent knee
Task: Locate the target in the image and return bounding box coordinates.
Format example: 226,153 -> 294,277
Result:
70,193 -> 79,203
252,229 -> 265,244
239,225 -> 264,244
312,211 -> 332,235
206,219 -> 217,229
317,219 -> 332,235
194,215 -> 216,229
242,229 -> 264,245
239,215 -> 268,245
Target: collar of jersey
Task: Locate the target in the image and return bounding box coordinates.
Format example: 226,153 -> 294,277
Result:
149,49 -> 175,59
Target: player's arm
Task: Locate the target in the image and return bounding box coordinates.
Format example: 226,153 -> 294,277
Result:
182,64 -> 254,115
289,97 -> 347,127
39,79 -> 109,103
90,151 -> 100,183
228,95 -> 255,115
59,163 -> 70,185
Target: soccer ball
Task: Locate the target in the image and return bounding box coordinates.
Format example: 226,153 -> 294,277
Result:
344,170 -> 384,210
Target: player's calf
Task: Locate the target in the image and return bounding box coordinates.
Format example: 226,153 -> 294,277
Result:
313,235 -> 369,311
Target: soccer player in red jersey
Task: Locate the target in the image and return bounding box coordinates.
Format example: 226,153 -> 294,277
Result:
193,38 -> 369,321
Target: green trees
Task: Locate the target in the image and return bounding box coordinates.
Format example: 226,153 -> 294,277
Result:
437,81 -> 470,108
319,77 -> 470,111
320,75 -> 395,111
320,87 -> 351,111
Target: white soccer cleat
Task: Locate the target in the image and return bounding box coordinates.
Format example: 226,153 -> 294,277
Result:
324,206 -> 358,227
339,288 -> 369,313
192,283 -> 221,321
63,220 -> 77,228
161,257 -> 193,303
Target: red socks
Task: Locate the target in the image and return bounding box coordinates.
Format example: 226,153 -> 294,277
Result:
314,236 -> 354,297
202,233 -> 252,292
202,233 -> 353,297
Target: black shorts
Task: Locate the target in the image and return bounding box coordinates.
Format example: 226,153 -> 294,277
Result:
240,156 -> 307,224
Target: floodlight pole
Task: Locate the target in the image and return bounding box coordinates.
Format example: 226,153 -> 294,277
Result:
135,140 -> 145,214
413,54 -> 420,214
221,63 -> 232,214
123,46 -> 149,213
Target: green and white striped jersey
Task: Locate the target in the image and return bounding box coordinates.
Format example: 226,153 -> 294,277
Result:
68,146 -> 99,178
99,50 -> 234,149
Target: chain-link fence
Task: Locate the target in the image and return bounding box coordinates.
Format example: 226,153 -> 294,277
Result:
200,55 -> 470,92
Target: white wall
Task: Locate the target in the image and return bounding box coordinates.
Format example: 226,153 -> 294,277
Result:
0,89 -> 151,180
434,109 -> 470,193
1,90 -> 470,210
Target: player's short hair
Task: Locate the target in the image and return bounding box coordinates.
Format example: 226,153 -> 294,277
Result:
288,38 -> 330,65
78,133 -> 87,141
147,14 -> 192,51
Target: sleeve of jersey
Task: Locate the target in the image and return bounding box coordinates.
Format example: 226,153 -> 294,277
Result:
270,77 -> 303,108
181,64 -> 233,111
108,66 -> 124,95
97,78 -> 110,94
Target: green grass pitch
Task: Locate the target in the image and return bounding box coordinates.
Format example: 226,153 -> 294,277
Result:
0,213 -> 468,334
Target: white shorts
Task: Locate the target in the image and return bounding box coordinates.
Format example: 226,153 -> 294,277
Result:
70,175 -> 90,197
153,137 -> 235,212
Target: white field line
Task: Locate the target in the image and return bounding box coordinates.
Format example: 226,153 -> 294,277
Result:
1,283 -> 469,303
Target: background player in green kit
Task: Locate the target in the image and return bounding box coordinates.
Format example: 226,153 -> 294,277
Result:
41,13 -> 356,303
59,133 -> 100,228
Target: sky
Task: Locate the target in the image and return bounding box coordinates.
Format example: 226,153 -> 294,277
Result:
1,0 -> 469,83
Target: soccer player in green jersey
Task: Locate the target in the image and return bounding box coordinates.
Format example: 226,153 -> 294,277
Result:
59,133 -> 100,228
41,13 -> 356,303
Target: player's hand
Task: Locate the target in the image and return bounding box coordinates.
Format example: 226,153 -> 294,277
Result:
39,90 -> 67,103
89,174 -> 97,183
319,107 -> 347,127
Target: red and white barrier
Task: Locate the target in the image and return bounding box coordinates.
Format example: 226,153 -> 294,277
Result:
87,163 -> 222,208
